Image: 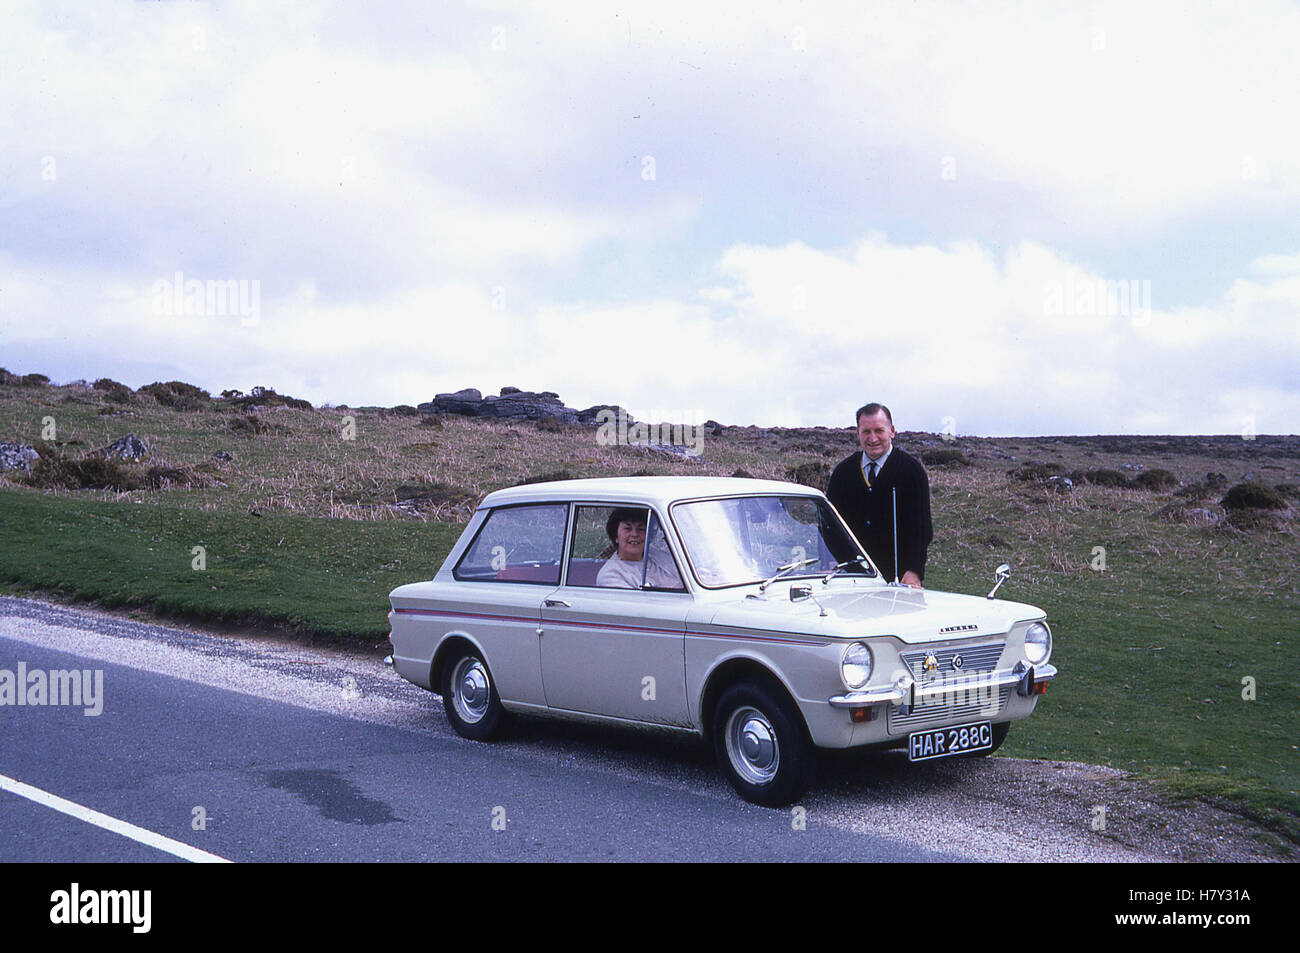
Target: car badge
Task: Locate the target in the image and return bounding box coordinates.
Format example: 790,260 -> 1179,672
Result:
922,653 -> 940,674
952,654 -> 964,670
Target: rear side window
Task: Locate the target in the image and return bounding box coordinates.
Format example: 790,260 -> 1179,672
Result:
454,504 -> 569,584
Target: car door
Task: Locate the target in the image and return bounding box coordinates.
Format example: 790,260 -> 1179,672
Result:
539,505 -> 691,725
448,501 -> 570,708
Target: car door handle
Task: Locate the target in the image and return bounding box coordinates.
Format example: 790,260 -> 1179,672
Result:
544,598 -> 570,608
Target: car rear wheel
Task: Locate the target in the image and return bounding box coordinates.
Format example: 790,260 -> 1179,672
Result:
713,681 -> 814,807
442,648 -> 510,741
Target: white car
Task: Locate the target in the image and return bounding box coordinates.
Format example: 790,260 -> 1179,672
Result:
387,476 -> 1058,805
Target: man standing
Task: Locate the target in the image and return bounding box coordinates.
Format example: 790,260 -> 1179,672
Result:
826,403 -> 932,588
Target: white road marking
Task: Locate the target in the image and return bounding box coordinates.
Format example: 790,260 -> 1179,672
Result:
0,772 -> 232,863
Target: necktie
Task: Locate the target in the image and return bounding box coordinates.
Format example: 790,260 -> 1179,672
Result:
867,461 -> 877,487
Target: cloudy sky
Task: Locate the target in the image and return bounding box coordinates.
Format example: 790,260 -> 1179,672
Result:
2,0 -> 1298,435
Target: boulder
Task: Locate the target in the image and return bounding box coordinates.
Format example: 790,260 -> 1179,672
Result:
484,390 -> 578,423
0,442 -> 39,472
419,388 -> 487,416
577,404 -> 633,425
98,433 -> 149,461
1045,475 -> 1074,493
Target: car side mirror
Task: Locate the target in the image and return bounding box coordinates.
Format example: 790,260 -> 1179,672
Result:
987,563 -> 1011,600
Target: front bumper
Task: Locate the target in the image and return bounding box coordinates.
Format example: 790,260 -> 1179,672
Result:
828,661 -> 1058,713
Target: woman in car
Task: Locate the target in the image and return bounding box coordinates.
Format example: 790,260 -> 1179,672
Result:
596,507 -> 683,589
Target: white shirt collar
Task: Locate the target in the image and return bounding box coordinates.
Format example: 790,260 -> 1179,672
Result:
861,447 -> 892,477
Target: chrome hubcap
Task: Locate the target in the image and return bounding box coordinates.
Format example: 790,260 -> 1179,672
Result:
452,658 -> 490,724
726,706 -> 779,785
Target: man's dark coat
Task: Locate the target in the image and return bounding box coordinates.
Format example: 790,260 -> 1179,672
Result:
826,448 -> 933,582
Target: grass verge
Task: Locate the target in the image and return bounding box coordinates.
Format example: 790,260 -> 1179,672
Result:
0,487 -> 461,644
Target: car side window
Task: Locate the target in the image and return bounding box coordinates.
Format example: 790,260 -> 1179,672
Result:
641,512 -> 686,591
566,505 -> 685,591
453,504 -> 569,584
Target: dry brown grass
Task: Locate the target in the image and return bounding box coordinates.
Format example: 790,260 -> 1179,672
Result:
2,383 -> 1296,595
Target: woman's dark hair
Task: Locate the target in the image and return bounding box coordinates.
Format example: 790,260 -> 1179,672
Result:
605,507 -> 649,542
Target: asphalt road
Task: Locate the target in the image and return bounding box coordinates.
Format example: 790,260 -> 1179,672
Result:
0,598 -> 963,862
1,596 -> 1279,864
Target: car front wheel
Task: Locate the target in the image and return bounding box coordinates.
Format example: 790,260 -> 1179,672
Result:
713,681 -> 814,807
442,648 -> 510,741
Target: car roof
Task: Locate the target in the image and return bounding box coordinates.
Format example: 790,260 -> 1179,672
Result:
478,475 -> 825,510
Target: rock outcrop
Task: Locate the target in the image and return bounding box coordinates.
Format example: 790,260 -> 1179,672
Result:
419,387 -> 631,425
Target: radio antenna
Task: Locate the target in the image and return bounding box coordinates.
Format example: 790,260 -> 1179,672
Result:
892,487 -> 899,585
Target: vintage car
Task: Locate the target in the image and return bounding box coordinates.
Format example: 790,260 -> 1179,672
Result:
387,476 -> 1057,806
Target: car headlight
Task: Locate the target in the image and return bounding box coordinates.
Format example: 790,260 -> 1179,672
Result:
1025,622 -> 1051,665
842,642 -> 873,690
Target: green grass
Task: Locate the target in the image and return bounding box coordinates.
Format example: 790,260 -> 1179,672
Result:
0,487 -> 462,644
925,488 -> 1298,848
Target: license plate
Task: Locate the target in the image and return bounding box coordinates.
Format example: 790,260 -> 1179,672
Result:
908,721 -> 993,761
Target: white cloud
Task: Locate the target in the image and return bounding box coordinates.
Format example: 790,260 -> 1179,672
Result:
0,1 -> 699,295
16,231 -> 1297,435
1250,253 -> 1300,277
2,2 -> 1298,434
9,0 -> 1299,272
693,235 -> 1300,433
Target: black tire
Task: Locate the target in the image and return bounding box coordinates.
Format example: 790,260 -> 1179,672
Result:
959,721 -> 1009,758
712,681 -> 815,807
441,647 -> 511,741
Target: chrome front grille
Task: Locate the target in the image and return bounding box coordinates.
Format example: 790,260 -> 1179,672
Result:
888,686 -> 1012,732
901,642 -> 1004,678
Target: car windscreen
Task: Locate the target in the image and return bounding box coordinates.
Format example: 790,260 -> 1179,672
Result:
671,495 -> 874,588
